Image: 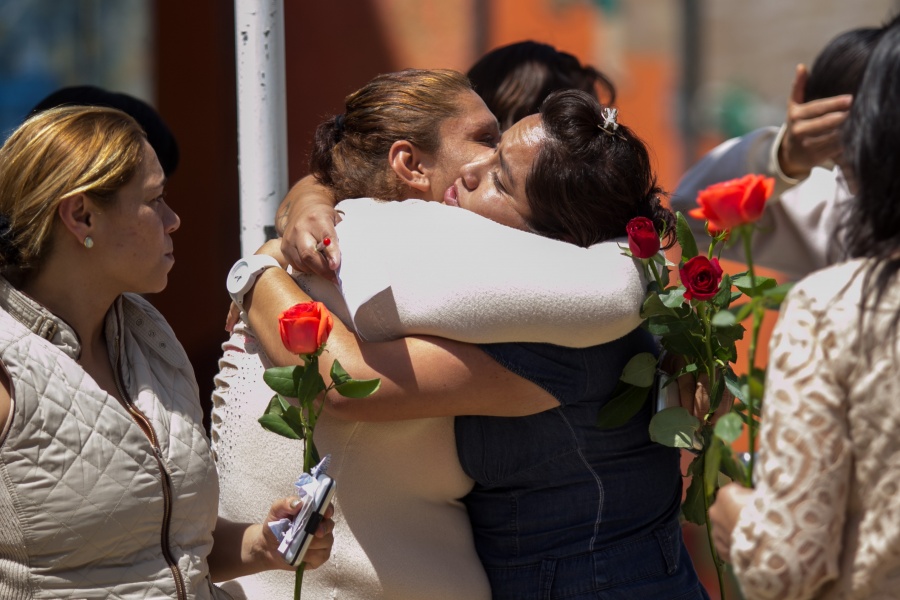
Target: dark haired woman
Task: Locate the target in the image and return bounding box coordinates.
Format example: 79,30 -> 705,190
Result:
710,18 -> 900,600
231,89 -> 707,599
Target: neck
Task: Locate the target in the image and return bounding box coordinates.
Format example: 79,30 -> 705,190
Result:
19,253 -> 118,355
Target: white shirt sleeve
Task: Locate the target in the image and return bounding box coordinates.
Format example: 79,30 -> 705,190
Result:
327,198 -> 646,347
671,127 -> 848,280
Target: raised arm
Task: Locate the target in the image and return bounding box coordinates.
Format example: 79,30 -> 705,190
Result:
242,243 -> 559,421
672,65 -> 852,279
332,198 -> 646,347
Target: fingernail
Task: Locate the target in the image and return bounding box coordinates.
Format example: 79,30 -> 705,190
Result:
290,498 -> 302,509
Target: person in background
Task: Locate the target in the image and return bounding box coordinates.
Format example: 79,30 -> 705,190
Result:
671,22 -> 888,280
0,106 -> 332,599
466,40 -> 616,131
29,84 -> 181,178
709,18 -> 900,599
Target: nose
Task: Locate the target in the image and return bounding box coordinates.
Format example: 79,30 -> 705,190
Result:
460,154 -> 489,191
164,201 -> 181,233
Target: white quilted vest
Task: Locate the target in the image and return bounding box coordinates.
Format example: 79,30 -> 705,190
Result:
0,277 -> 226,599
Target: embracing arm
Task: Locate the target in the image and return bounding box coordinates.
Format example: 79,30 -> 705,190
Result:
277,175 -> 342,281
243,262 -> 559,421
333,198 -> 646,347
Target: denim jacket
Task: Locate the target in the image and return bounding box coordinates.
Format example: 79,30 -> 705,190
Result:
456,329 -> 707,599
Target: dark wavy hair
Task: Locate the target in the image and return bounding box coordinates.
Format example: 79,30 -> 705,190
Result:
525,90 -> 674,249
841,16 -> 900,340
467,41 -> 616,131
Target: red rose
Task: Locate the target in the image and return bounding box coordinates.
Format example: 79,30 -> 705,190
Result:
626,217 -> 661,259
680,256 -> 724,301
688,174 -> 774,231
278,301 -> 334,355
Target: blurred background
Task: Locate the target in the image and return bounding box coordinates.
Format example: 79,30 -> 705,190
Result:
1,1 -> 897,596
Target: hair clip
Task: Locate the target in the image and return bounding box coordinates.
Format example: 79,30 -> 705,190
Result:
599,107 -> 619,136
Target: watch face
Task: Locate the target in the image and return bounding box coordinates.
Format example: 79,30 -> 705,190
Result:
227,259 -> 252,295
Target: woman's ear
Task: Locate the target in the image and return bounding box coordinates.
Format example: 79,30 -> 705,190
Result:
388,140 -> 432,194
56,193 -> 96,245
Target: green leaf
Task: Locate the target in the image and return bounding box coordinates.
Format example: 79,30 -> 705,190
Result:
263,365 -> 302,397
296,358 -> 327,404
723,368 -> 746,402
711,311 -> 736,327
660,288 -> 686,308
712,273 -> 734,308
620,352 -> 658,387
335,377 -> 382,398
714,411 -> 744,443
762,282 -> 795,307
732,301 -> 755,323
676,212 -> 699,260
641,293 -> 679,319
261,394 -> 286,417
659,332 -> 706,358
330,359 -> 351,385
258,413 -> 304,440
704,435 -> 723,494
681,459 -> 707,525
733,274 -> 778,297
713,322 -> 745,346
596,383 -> 651,429
649,407 -> 701,449
718,446 -> 749,486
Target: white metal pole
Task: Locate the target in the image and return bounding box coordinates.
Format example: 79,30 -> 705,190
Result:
234,0 -> 288,255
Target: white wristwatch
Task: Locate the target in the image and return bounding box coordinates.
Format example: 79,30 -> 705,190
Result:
226,254 -> 282,308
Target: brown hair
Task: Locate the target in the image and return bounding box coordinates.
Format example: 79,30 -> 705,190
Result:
310,69 -> 473,200
0,105 -> 146,269
526,90 -> 674,249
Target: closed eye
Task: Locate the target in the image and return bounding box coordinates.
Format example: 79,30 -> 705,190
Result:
490,171 -> 507,195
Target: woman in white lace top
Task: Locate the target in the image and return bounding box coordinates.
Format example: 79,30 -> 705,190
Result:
709,16 -> 900,600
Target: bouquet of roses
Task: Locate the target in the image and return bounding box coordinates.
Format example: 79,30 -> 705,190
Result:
258,301 -> 380,599
600,174 -> 793,598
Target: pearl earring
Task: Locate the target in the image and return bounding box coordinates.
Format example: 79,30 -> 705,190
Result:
83,236 -> 94,249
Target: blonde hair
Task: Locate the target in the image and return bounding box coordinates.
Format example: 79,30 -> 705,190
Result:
0,105 -> 147,269
310,69 -> 474,200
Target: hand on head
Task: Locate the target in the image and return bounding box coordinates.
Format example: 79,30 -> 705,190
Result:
778,64 -> 852,180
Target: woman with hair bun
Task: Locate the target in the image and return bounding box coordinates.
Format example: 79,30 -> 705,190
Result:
220,79 -> 707,598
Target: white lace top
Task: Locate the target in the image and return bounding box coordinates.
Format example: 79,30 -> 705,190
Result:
731,259 -> 900,599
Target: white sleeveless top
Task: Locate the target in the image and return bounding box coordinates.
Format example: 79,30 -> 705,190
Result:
211,198 -> 647,598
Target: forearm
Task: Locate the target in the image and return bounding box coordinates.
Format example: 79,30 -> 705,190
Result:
275,174 -> 337,236
208,518 -> 282,582
243,268 -> 558,420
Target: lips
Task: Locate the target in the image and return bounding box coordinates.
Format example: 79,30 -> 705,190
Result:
443,183 -> 459,207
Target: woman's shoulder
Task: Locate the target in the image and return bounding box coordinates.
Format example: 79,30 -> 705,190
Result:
120,293 -> 190,369
786,259 -> 869,313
